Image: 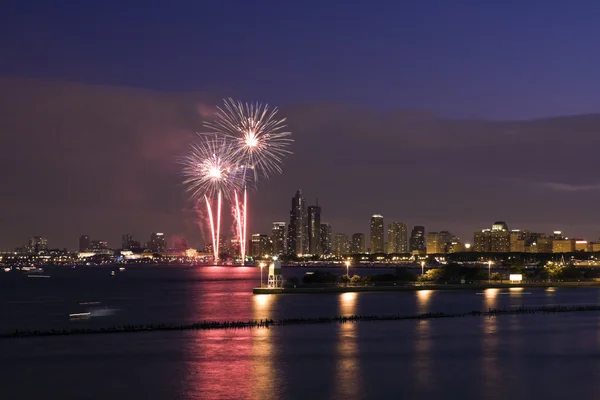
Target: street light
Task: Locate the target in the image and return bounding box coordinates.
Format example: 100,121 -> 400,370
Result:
259,262 -> 266,288
488,260 -> 493,283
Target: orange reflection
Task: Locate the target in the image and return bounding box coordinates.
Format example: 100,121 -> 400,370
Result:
483,288 -> 499,310
416,289 -> 433,314
334,292 -> 362,399
414,320 -> 431,387
481,312 -> 499,396
252,294 -> 277,400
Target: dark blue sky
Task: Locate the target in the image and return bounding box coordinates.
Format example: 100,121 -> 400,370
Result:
2,0 -> 600,119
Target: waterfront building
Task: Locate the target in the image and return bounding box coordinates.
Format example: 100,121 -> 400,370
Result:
79,235 -> 90,252
288,190 -> 307,256
370,214 -> 384,254
320,223 -> 332,255
350,233 -> 366,254
271,222 -> 286,256
334,233 -> 349,256
150,232 -> 166,253
409,226 -> 426,252
426,231 -> 452,254
122,234 -> 133,250
490,221 -> 510,252
251,234 -> 272,258
28,236 -> 48,254
307,203 -> 322,256
387,222 -> 408,254
553,239 -> 575,253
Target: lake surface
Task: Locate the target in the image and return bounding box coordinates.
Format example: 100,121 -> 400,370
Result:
2,266 -> 600,399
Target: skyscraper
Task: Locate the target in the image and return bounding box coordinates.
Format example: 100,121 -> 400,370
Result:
251,234 -> 272,258
351,233 -> 366,254
79,235 -> 90,252
409,226 -> 426,252
334,233 -> 349,256
387,222 -> 408,254
307,202 -> 322,255
426,231 -> 453,254
272,222 -> 286,256
320,223 -> 332,255
288,190 -> 307,256
28,236 -> 47,254
150,232 -> 166,253
370,214 -> 384,253
122,234 -> 133,250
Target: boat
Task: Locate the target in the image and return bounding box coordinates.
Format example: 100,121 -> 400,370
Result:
119,267 -> 126,272
69,312 -> 91,319
21,265 -> 44,273
111,271 -> 115,276
3,267 -> 10,272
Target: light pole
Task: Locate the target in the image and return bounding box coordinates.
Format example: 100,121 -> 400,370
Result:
488,260 -> 493,283
345,260 -> 350,286
260,262 -> 265,288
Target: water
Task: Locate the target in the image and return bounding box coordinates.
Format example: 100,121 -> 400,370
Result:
2,266 -> 600,399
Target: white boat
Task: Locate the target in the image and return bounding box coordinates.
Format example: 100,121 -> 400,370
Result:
3,267 -> 10,272
111,271 -> 116,276
69,312 -> 91,318
21,265 -> 44,273
119,267 -> 126,272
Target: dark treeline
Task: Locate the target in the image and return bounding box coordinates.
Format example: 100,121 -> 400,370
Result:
3,305 -> 600,340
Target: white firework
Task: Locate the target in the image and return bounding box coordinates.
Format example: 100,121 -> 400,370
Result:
203,98 -> 293,183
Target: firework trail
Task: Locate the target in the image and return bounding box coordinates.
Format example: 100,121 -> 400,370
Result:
203,99 -> 293,264
181,135 -> 243,262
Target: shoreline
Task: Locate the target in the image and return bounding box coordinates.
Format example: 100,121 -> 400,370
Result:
253,281 -> 600,294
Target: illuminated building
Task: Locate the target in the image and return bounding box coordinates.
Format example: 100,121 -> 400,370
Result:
28,236 -> 48,254
79,235 -> 90,252
370,214 -> 384,254
409,226 -> 426,252
575,240 -> 589,252
553,239 -> 575,253
307,203 -> 322,255
591,243 -> 600,252
251,234 -> 272,258
121,234 -> 134,250
510,230 -> 526,252
150,232 -> 166,253
334,233 -> 349,256
536,237 -> 553,253
474,230 -> 491,252
288,190 -> 307,256
271,222 -> 286,256
90,240 -> 108,251
350,233 -> 366,254
426,231 -> 452,254
320,223 -> 332,255
474,222 -> 509,252
387,222 -> 408,254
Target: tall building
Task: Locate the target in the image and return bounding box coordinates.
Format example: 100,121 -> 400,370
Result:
490,221 -> 510,252
426,231 -> 453,254
90,240 -> 108,251
320,223 -> 332,255
510,230 -> 526,252
409,226 -> 426,252
28,236 -> 48,254
288,190 -> 307,256
150,232 -> 166,253
122,234 -> 133,250
307,203 -> 322,255
334,233 -> 349,256
474,229 -> 492,252
553,239 -> 575,253
387,222 -> 408,254
251,234 -> 272,258
79,235 -> 90,252
271,222 -> 286,256
350,233 -> 366,254
370,214 -> 384,253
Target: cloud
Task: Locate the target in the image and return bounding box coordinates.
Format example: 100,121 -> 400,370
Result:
537,182 -> 600,192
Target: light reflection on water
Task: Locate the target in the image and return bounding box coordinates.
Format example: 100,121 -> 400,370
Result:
334,292 -> 361,400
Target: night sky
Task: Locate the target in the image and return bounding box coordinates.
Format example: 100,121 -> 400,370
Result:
1,1 -> 600,249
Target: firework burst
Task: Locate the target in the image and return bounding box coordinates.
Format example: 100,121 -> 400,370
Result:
203,98 -> 293,183
181,134 -> 245,200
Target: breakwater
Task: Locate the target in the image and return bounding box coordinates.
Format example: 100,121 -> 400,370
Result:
253,281 -> 600,294
2,305 -> 600,340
